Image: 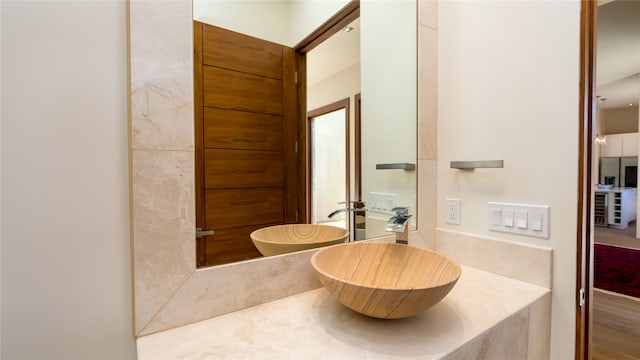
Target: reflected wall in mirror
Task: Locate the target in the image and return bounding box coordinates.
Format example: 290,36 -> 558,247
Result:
193,0 -> 417,267
130,0 -> 418,337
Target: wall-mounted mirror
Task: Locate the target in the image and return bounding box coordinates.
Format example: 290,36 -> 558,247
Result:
192,0 -> 417,268
129,0 -> 417,336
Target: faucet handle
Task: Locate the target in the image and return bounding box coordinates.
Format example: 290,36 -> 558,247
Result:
391,207 -> 409,216
338,200 -> 366,206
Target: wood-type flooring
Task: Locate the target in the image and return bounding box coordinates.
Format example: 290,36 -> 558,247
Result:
593,222 -> 640,360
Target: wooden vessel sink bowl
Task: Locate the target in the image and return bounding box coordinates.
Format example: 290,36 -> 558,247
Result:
250,224 -> 349,256
311,242 -> 462,319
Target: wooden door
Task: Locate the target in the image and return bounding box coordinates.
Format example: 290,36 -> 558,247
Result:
194,22 -> 298,267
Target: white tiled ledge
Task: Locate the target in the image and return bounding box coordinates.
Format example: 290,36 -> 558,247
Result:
137,266 -> 551,359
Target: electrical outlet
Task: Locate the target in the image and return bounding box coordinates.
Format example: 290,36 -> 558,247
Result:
446,198 -> 461,225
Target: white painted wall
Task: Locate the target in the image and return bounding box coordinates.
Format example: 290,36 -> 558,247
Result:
361,0 -> 417,237
194,0 -> 349,47
438,1 -> 580,359
1,1 -> 136,359
194,0 -> 291,45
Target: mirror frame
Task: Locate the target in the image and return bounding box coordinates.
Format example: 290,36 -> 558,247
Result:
129,0 -> 431,337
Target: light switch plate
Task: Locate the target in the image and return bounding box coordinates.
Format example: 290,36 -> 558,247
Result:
488,202 -> 549,239
369,192 -> 396,215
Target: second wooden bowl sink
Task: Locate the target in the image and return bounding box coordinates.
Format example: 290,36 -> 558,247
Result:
250,224 -> 349,256
311,242 -> 462,319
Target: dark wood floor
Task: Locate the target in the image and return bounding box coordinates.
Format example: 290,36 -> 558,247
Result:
593,223 -> 640,360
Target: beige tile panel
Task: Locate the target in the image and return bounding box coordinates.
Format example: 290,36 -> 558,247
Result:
129,0 -> 194,151
418,25 -> 437,160
417,160 -> 437,249
138,249 -> 323,336
137,266 -> 550,359
418,79 -> 437,160
442,308 -> 530,360
419,0 -> 438,30
419,24 -> 437,85
527,292 -> 552,360
435,228 -> 553,288
132,149 -> 195,334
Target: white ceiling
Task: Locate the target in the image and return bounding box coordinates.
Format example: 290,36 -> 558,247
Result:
306,18 -> 360,87
596,0 -> 640,109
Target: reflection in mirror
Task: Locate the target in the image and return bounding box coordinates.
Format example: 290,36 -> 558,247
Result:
307,18 -> 362,243
130,0 -> 418,337
192,0 -> 417,268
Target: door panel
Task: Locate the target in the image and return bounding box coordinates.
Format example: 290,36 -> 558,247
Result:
204,149 -> 283,188
203,108 -> 283,151
203,66 -> 283,115
195,22 -> 298,267
202,25 -> 283,79
205,188 -> 284,230
203,224 -> 272,264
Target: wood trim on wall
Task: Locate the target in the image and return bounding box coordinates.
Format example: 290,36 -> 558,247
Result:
576,1 -> 597,359
295,0 -> 360,53
296,53 -> 309,223
283,47 -> 299,224
194,21 -> 206,267
355,93 -> 362,201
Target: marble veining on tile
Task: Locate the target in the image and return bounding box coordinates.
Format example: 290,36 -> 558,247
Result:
129,0 -> 194,150
137,266 -> 551,359
442,308 -> 529,360
138,249 -> 323,336
132,149 -> 195,334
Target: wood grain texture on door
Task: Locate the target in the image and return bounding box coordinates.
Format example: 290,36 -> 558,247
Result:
194,21 -> 298,267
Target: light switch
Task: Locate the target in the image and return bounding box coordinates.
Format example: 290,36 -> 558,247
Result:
531,212 -> 543,231
491,208 -> 502,226
516,210 -> 528,229
503,209 -> 514,227
488,202 -> 549,239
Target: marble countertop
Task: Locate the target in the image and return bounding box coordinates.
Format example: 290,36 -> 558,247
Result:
137,266 -> 549,359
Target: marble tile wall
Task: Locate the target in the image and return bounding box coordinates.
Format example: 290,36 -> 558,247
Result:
129,0 -> 195,335
129,0 -> 328,336
417,0 -> 438,250
136,265 -> 552,358
139,249 -> 323,335
435,228 -> 553,288
441,292 -> 551,360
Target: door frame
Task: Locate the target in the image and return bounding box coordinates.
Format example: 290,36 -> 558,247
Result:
294,0 -> 360,224
576,0 -> 597,358
307,98 -> 351,227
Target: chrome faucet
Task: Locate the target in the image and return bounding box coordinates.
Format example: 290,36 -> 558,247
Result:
385,207 -> 412,244
328,201 -> 367,218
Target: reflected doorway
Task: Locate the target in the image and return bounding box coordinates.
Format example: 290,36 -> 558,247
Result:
590,0 -> 640,358
308,100 -> 350,230
307,98 -> 365,242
